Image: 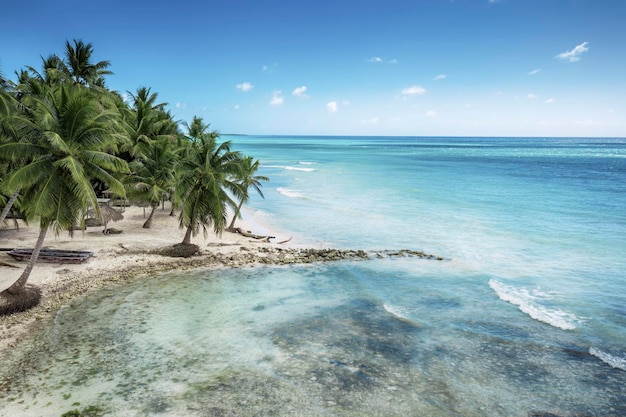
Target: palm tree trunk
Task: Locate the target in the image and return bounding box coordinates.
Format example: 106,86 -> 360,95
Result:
143,204 -> 157,228
6,225 -> 48,295
227,200 -> 244,230
182,226 -> 193,245
0,189 -> 20,225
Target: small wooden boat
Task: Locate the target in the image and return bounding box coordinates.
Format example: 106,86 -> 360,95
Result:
7,248 -> 94,264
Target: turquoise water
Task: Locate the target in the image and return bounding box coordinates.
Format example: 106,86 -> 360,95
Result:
1,136 -> 625,416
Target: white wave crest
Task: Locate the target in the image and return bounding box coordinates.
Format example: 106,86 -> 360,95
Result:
299,161 -> 315,165
276,187 -> 304,198
489,279 -> 579,330
589,347 -> 626,371
285,166 -> 315,172
383,303 -> 410,321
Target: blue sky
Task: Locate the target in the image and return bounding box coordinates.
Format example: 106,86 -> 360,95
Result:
2,0 -> 625,137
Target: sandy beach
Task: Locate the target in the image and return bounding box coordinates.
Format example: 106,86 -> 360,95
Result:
0,204 -> 294,356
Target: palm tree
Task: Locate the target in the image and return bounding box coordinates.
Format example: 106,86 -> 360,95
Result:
176,122 -> 245,245
0,64 -> 13,116
62,39 -> 113,87
122,87 -> 178,160
0,68 -> 27,226
227,156 -> 268,230
126,136 -> 178,228
0,83 -> 128,307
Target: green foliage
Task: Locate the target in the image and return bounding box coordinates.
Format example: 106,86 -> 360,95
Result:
126,136 -> 177,207
0,40 -> 270,295
1,82 -> 128,235
176,120 -> 245,243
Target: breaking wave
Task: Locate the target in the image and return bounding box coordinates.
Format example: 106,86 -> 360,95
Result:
589,347 -> 626,371
489,279 -> 580,331
285,166 -> 315,172
276,187 -> 304,198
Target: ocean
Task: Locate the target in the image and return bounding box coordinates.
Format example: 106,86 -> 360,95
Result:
1,136 -> 625,416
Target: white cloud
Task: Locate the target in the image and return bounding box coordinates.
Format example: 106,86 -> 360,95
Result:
361,117 -> 379,125
426,110 -> 438,117
121,93 -> 129,102
234,104 -> 240,110
574,119 -> 600,126
368,57 -> 397,64
528,69 -> 541,75
402,85 -> 426,95
326,101 -> 338,113
261,63 -> 279,73
433,74 -> 447,80
270,91 -> 284,106
236,82 -> 254,92
342,100 -> 351,106
292,86 -> 308,97
176,102 -> 186,109
556,42 -> 589,62
544,98 -> 556,104
527,93 -> 537,99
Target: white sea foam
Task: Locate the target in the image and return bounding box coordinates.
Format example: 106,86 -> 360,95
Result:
589,347 -> 626,371
285,166 -> 315,172
299,161 -> 315,165
383,303 -> 411,321
276,187 -> 304,198
489,279 -> 579,330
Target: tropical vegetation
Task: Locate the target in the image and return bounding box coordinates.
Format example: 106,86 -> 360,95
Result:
0,40 -> 268,314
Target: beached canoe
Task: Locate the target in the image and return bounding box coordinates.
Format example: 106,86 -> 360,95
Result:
7,248 -> 94,264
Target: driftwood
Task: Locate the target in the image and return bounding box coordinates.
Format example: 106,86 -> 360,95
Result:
0,261 -> 19,268
231,227 -> 275,242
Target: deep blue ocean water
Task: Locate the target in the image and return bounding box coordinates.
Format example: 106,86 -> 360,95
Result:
1,136 -> 625,416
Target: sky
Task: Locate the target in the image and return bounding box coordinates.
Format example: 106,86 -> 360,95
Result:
2,0 -> 625,137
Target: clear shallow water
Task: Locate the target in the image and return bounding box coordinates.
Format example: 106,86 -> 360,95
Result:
1,136 -> 625,416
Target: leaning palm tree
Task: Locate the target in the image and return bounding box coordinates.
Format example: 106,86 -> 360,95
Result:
126,136 -> 178,228
227,156 -> 268,230
176,123 -> 245,245
0,83 -> 128,311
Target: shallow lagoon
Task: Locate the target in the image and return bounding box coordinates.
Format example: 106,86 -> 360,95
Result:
2,261 -> 624,417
